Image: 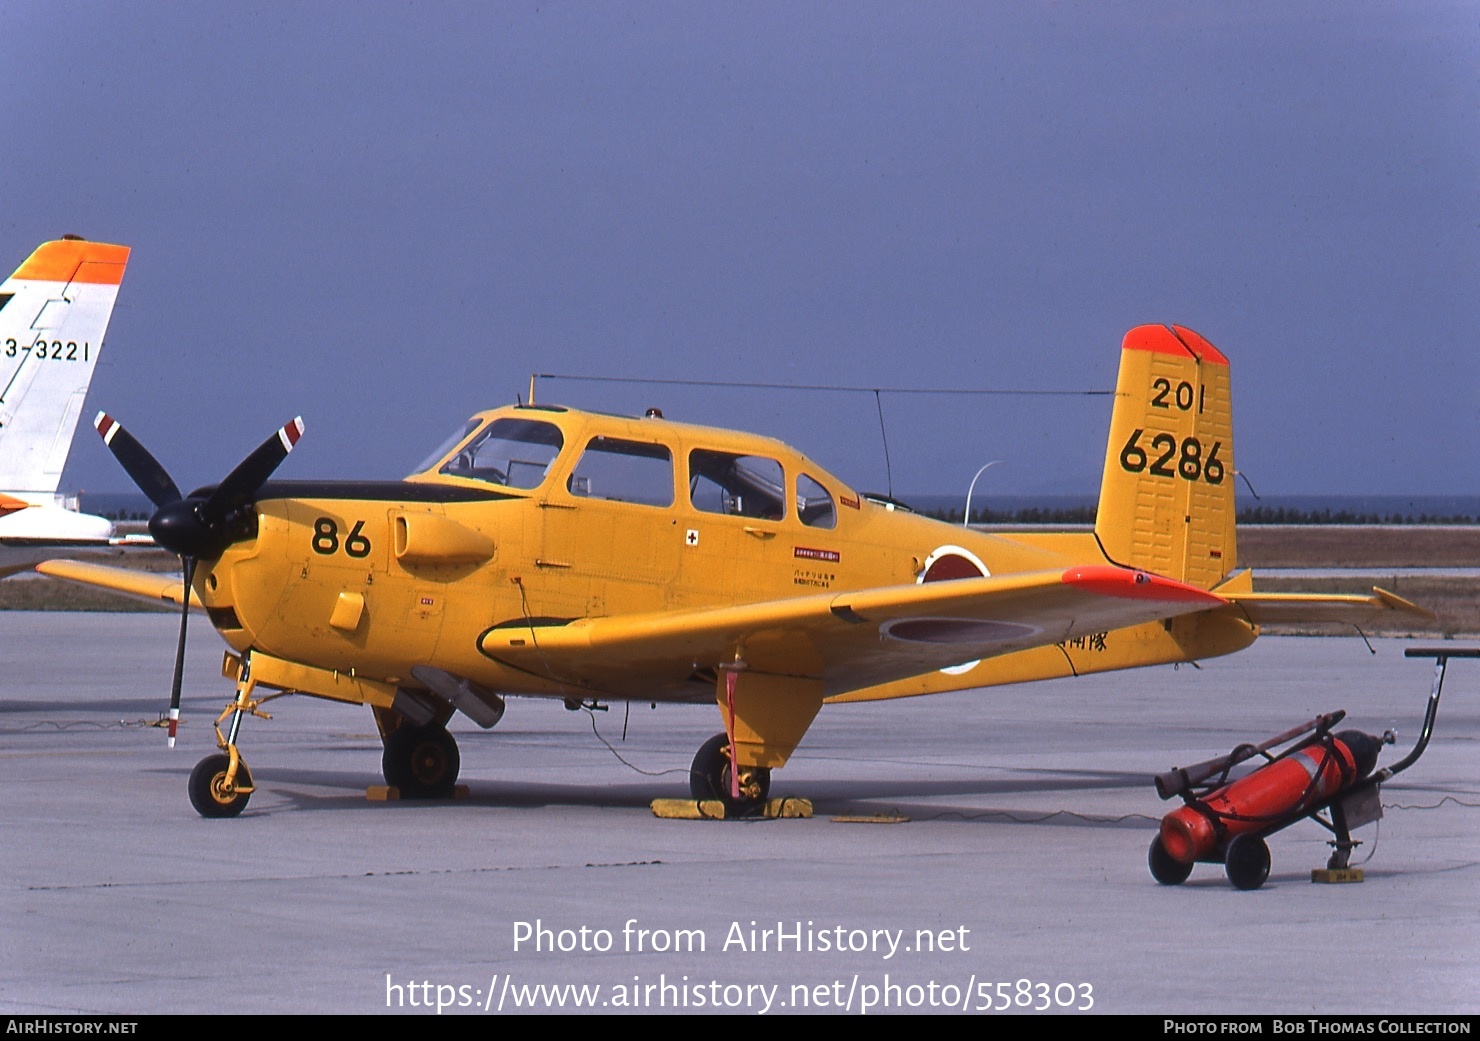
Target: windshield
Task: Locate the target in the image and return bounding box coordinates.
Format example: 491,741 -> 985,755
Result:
438,418 -> 564,489
412,419 -> 481,475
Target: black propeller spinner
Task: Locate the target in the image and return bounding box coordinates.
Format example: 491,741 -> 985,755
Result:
94,412 -> 304,746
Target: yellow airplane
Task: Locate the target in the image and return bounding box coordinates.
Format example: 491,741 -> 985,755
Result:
39,324 -> 1426,818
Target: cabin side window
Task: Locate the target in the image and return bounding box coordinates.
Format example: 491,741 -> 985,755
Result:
688,450 -> 786,520
438,418 -> 564,489
568,437 -> 674,507
797,473 -> 836,529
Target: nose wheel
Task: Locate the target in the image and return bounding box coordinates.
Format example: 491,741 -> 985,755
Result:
185,653 -> 280,819
690,732 -> 770,817
189,753 -> 254,818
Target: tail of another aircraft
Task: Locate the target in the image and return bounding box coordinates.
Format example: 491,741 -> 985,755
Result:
1094,324 -> 1236,590
0,237 -> 130,503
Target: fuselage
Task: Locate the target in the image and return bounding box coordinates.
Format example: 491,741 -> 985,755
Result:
194,404 -> 1134,703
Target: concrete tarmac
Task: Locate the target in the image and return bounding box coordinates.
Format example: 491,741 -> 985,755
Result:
2,611 -> 1476,1015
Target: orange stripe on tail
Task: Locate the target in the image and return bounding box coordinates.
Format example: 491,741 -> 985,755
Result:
12,239 -> 130,285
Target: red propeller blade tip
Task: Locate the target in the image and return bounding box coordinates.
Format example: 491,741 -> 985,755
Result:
277,417 -> 305,452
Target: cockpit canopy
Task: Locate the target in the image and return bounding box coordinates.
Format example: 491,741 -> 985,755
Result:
413,407 -> 846,530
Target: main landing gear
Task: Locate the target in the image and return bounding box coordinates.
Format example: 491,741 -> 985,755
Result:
690,732 -> 770,817
382,723 -> 461,799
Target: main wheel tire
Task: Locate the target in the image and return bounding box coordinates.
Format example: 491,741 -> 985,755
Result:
689,732 -> 770,817
1224,833 -> 1272,891
189,753 -> 253,818
1148,834 -> 1194,885
382,724 -> 460,799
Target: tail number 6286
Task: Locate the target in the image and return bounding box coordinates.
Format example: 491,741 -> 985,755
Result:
1118,430 -> 1224,484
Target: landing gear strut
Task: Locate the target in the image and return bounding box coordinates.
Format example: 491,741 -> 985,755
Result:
690,732 -> 770,816
188,654 -> 275,819
382,724 -> 461,799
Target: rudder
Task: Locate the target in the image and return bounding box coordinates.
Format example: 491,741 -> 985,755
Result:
1094,324 -> 1236,589
0,237 -> 130,499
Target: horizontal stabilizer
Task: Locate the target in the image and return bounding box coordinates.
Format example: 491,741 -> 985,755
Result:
1223,588 -> 1432,626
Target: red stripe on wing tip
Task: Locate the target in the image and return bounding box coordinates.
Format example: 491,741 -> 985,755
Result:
1061,565 -> 1224,605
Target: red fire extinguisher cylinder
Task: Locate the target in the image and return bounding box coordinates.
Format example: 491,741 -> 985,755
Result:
1159,730 -> 1382,865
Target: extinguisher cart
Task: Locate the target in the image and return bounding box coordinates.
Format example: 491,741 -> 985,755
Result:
1148,647 -> 1476,890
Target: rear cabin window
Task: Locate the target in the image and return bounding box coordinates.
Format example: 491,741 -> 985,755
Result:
568,437 -> 674,507
797,473 -> 836,529
689,450 -> 785,520
438,418 -> 564,489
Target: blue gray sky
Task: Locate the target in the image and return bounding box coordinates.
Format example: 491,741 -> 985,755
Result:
3,1 -> 1475,499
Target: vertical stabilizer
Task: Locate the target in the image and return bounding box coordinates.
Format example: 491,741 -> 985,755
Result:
0,238 -> 130,501
1094,324 -> 1236,589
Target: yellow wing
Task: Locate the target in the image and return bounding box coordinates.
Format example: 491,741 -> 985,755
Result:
34,559 -> 201,608
479,565 -> 1226,698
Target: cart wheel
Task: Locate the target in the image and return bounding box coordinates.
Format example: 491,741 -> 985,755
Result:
1148,834 -> 1193,885
1224,833 -> 1271,890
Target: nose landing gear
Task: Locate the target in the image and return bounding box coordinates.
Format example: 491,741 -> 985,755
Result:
187,655 -> 277,819
189,753 -> 254,818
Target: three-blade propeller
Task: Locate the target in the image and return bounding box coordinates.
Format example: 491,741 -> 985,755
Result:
94,412 -> 304,746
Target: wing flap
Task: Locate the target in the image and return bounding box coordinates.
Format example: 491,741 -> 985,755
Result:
34,559 -> 200,608
480,565 -> 1225,697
